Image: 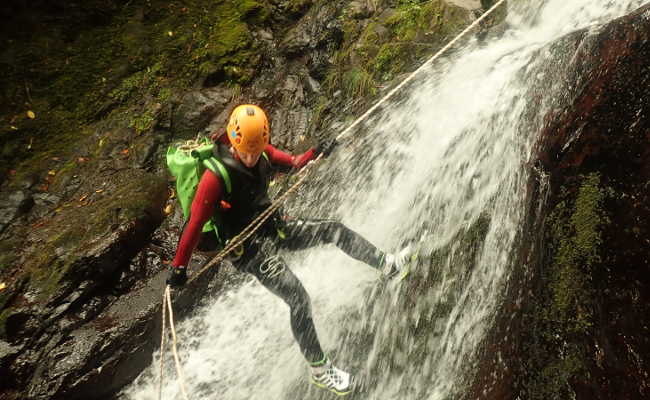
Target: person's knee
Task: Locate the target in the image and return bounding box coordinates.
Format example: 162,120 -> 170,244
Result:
318,219 -> 345,242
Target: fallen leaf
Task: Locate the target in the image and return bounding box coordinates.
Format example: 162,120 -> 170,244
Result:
167,31 -> 174,37
121,149 -> 130,155
27,110 -> 36,119
52,157 -> 60,161
164,204 -> 173,215
48,170 -> 56,176
27,137 -> 33,150
10,125 -> 18,130
32,220 -> 47,228
95,189 -> 104,193
79,194 -> 88,202
0,282 -> 6,291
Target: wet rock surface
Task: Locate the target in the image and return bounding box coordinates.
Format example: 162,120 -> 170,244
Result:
469,4 -> 650,400
0,1 -> 362,399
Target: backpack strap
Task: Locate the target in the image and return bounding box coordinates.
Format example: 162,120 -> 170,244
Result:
203,157 -> 232,194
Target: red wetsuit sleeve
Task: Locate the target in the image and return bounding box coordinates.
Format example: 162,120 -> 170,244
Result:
172,169 -> 223,267
264,144 -> 316,169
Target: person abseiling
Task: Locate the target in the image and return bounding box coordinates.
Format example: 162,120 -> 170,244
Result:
166,104 -> 409,395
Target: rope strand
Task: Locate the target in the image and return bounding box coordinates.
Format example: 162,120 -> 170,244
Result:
158,290 -> 168,400
165,286 -> 190,400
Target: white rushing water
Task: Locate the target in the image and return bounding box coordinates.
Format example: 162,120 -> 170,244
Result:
124,1 -> 648,399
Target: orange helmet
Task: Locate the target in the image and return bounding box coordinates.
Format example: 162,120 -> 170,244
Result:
226,104 -> 270,154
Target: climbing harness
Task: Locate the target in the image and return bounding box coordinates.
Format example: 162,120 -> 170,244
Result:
158,0 -> 508,396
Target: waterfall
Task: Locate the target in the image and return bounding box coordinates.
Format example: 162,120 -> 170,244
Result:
124,1 -> 647,399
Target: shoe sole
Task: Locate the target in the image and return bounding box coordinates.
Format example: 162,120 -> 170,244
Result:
310,378 -> 353,396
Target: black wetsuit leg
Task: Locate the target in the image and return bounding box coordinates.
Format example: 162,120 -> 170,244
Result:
235,234 -> 325,364
280,218 -> 386,269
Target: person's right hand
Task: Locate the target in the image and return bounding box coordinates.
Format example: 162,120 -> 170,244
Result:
315,138 -> 337,157
166,265 -> 188,287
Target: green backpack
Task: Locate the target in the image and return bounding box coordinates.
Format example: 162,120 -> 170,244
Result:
166,137 -> 232,236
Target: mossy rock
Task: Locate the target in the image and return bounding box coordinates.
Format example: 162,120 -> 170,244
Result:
4,168 -> 167,305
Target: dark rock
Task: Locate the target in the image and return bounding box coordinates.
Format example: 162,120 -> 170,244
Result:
469,4 -> 650,400
257,28 -> 274,41
347,0 -> 371,19
172,87 -> 233,139
305,74 -> 322,95
0,339 -> 21,360
279,3 -> 343,57
27,254 -> 222,400
0,190 -> 34,233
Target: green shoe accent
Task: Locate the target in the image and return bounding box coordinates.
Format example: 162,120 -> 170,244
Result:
310,378 -> 352,396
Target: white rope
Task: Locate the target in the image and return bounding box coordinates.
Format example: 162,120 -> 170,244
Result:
165,285 -> 190,400
336,0 -> 508,142
158,289 -> 167,400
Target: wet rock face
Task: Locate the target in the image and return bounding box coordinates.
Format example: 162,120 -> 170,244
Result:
279,2 -> 344,79
0,2 -> 348,399
533,8 -> 650,398
470,4 -> 650,400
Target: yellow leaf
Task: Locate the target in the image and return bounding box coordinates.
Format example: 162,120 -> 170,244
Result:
48,170 -> 56,176
167,31 -> 173,37
27,110 -> 36,119
164,204 -> 173,215
95,189 -> 104,193
0,282 -> 6,291
10,125 -> 18,130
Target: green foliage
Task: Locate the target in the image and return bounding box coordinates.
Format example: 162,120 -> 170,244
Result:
343,67 -> 377,98
373,43 -> 408,80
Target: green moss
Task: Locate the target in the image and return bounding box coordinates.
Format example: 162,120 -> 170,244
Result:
130,110 -> 156,134
322,0 -> 469,98
373,43 -> 408,80
20,170 -> 167,300
1,0 -> 271,184
547,173 -> 606,334
286,0 -> 314,15
525,173 -> 609,398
